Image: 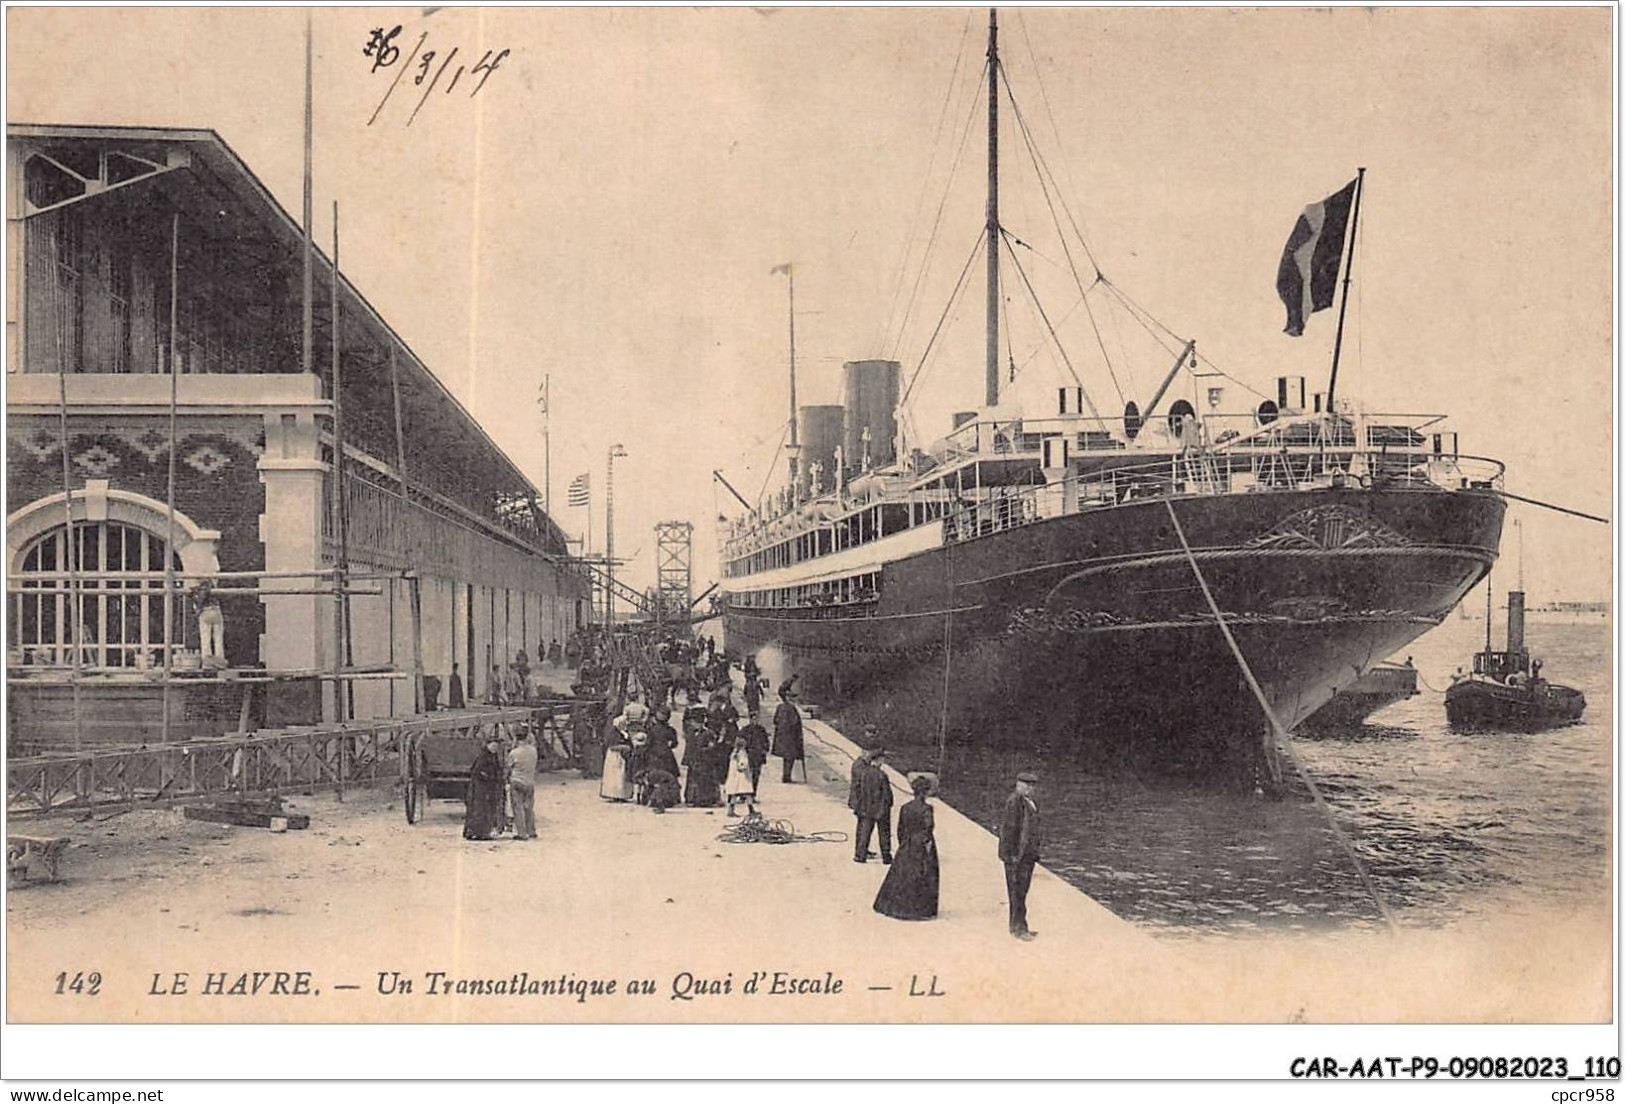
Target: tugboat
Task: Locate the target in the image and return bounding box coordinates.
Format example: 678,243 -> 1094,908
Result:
1445,579 -> 1586,731
1299,659 -> 1419,732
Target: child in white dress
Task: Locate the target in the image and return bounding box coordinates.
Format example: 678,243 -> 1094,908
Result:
724,736 -> 757,817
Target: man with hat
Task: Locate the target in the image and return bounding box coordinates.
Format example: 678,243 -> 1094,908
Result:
998,771 -> 1043,940
738,708 -> 771,795
848,734 -> 894,864
772,677 -> 805,783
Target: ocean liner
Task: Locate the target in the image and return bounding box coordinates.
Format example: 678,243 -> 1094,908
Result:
719,11 -> 1505,782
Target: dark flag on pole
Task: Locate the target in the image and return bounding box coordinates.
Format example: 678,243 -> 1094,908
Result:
1276,178 -> 1358,336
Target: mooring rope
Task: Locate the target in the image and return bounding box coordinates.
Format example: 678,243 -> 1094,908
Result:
1163,499 -> 1399,931
1497,490 -> 1608,526
934,531 -> 956,781
1414,670 -> 1452,695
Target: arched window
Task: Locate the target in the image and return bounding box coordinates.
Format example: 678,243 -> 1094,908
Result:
10,521 -> 185,669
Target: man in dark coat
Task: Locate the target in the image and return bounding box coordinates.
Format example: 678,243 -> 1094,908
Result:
998,771 -> 1043,940
708,691 -> 739,729
646,706 -> 679,756
447,663 -> 466,709
772,680 -> 804,783
707,711 -> 738,803
849,735 -> 894,863
738,710 -> 770,795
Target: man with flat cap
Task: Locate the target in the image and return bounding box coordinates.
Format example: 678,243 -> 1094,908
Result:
848,732 -> 894,864
998,771 -> 1043,940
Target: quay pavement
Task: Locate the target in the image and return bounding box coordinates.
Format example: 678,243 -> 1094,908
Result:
5,688 -> 1606,1023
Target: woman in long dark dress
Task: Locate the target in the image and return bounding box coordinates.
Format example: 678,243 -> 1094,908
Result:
873,774 -> 940,920
463,739 -> 506,841
682,720 -> 718,807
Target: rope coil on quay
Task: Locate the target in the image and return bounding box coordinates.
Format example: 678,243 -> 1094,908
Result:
717,812 -> 848,846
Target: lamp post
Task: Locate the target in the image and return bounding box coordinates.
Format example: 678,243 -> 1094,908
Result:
538,375 -> 551,523
605,443 -> 627,633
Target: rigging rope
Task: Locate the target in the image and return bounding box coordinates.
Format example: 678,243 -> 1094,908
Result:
1098,276 -> 1185,352
1099,278 -> 1272,404
721,414 -> 796,478
889,61 -> 990,361
999,60 -> 1126,407
1162,498 -> 1399,932
1003,22 -> 1274,414
1014,10 -> 1106,278
898,227 -> 988,414
879,10 -> 976,354
751,420 -> 793,513
1000,231 -> 1107,427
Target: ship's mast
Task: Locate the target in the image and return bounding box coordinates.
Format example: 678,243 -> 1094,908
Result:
984,8 -> 1001,409
787,266 -> 799,497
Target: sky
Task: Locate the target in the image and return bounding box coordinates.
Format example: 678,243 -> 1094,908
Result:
7,5 -> 1613,602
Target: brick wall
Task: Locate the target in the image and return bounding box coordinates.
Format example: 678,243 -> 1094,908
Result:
7,412 -> 267,667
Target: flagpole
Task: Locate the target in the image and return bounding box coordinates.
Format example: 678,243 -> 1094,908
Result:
302,10 -> 314,379
541,375 -> 551,523
1325,166 -> 1365,412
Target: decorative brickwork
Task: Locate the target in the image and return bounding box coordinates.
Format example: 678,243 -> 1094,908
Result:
8,413 -> 267,667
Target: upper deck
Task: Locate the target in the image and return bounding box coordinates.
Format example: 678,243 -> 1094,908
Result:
721,407 -> 1503,588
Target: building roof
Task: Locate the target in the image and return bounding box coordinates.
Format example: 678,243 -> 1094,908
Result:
9,122 -> 567,553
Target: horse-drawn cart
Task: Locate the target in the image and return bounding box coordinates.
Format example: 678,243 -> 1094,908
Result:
400,703 -> 585,824
401,708 -> 527,824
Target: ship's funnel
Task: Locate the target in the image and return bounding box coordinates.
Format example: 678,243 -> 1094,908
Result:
798,404 -> 843,497
842,359 -> 901,476
1508,590 -> 1526,655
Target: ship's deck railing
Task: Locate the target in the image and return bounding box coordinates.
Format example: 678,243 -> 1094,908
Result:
934,410 -> 1450,462
941,449 -> 1505,544
721,414 -> 1483,559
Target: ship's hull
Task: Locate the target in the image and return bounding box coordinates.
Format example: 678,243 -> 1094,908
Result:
724,486 -> 1504,782
1298,663 -> 1420,732
1444,679 -> 1587,731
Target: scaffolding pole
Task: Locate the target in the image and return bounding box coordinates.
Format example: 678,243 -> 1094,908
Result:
51,211 -> 85,751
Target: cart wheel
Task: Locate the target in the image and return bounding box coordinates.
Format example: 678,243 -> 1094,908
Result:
405,776 -> 422,823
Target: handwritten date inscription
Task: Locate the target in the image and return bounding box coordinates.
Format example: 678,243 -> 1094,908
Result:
365,24 -> 511,127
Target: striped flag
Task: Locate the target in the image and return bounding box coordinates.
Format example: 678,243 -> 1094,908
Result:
1276,178 -> 1357,336
567,472 -> 590,507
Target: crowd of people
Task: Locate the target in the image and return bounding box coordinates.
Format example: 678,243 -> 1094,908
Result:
459,634 -> 1044,941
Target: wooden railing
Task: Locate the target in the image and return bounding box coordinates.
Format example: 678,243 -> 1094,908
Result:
5,706 -> 549,817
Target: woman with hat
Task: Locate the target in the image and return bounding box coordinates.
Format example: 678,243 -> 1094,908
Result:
873,773 -> 940,921
682,712 -> 719,808
599,708 -> 635,802
462,737 -> 507,841
772,677 -> 804,783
